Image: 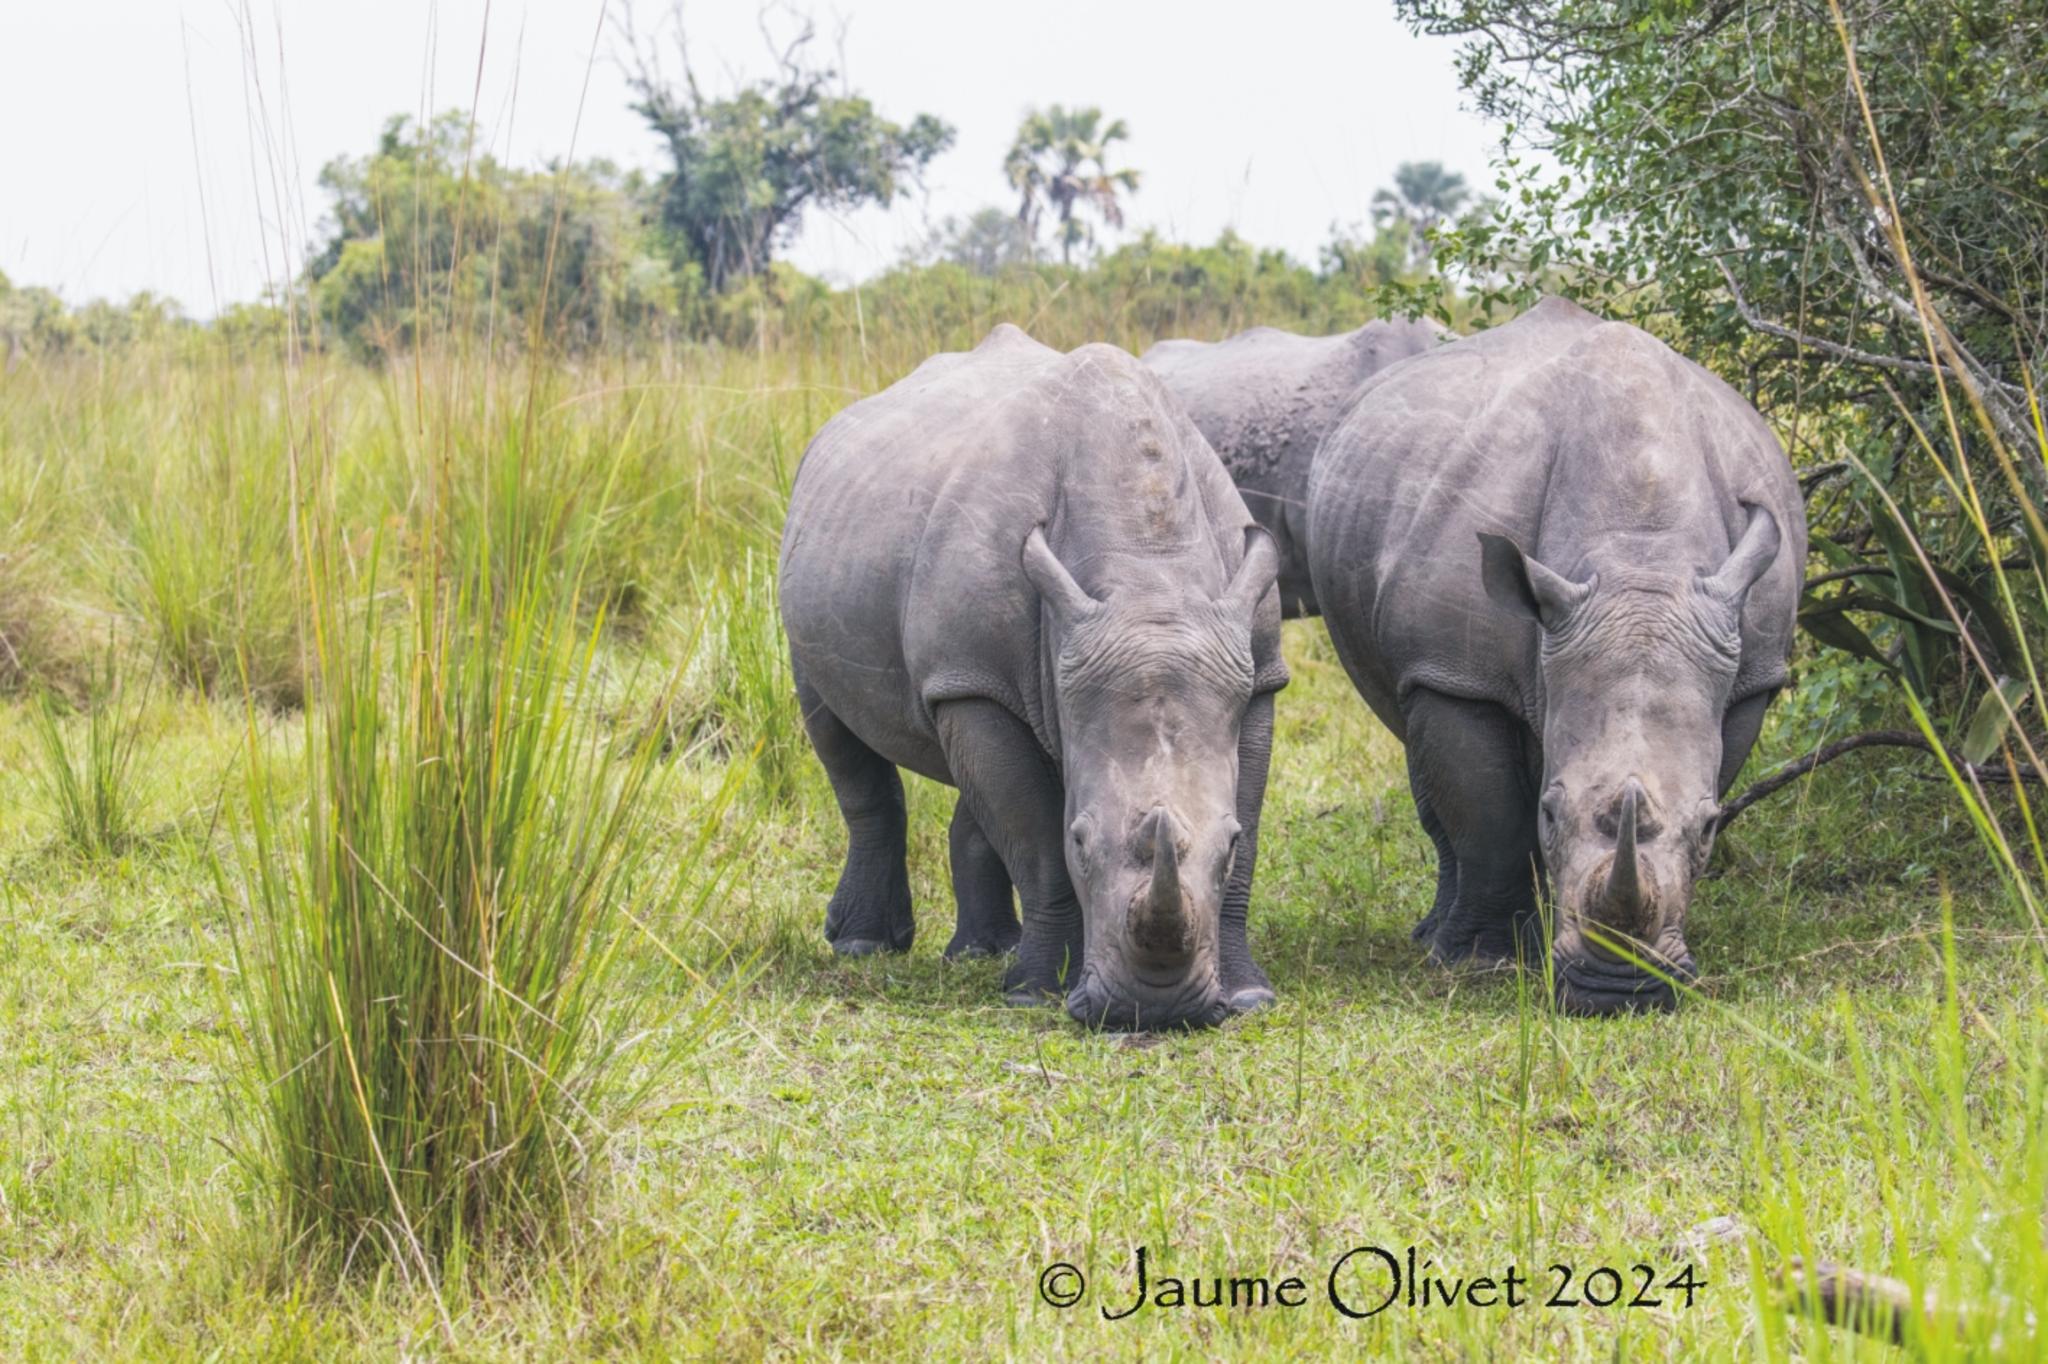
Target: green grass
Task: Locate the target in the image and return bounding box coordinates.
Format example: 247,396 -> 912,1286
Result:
0,341 -> 2042,1360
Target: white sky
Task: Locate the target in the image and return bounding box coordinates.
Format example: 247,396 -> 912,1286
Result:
0,1 -> 1500,317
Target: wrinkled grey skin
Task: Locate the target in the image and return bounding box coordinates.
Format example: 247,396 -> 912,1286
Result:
778,324 -> 1289,1030
1306,297 -> 1806,1014
1143,318 -> 1447,617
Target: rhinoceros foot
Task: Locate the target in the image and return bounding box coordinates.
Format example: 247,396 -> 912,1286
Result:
1420,907 -> 1545,972
943,921 -> 1022,961
832,936 -> 903,958
1225,984 -> 1278,1015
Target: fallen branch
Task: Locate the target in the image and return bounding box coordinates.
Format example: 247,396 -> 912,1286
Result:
1717,729 -> 2045,833
1778,1259 -> 1929,1346
1777,1257 -> 2035,1354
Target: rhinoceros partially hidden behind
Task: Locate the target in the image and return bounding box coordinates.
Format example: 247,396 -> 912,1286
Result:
1143,317 -> 1447,618
778,324 -> 1290,1029
1306,297 -> 1806,1014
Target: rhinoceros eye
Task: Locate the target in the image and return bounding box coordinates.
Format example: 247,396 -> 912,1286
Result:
1538,788 -> 1564,846
1068,816 -> 1095,876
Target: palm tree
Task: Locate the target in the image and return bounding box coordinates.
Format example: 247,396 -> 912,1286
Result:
1004,107 -> 1141,266
1370,161 -> 1472,266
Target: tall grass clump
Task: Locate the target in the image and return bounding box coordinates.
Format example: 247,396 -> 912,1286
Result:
223,412 -> 720,1284
673,545 -> 806,804
27,640 -> 152,859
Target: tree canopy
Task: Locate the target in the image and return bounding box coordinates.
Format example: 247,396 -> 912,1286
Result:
621,7 -> 952,292
1004,106 -> 1142,265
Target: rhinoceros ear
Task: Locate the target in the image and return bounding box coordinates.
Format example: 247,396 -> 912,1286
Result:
1698,503 -> 1780,608
1023,526 -> 1100,622
1219,526 -> 1280,617
1478,531 -> 1591,631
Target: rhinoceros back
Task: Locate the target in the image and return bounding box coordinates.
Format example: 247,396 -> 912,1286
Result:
1142,317 -> 1444,617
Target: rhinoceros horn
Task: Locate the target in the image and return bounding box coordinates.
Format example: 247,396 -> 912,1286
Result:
1604,778 -> 1645,923
1131,807 -> 1188,959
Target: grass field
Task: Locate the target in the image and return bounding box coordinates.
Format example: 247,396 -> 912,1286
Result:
0,342 -> 2042,1360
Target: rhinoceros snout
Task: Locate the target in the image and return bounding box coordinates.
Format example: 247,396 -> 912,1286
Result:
1555,950 -> 1697,1017
1065,971 -> 1230,1032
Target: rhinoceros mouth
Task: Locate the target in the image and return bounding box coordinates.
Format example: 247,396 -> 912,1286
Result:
1555,952 -> 1698,1017
1065,969 -> 1229,1032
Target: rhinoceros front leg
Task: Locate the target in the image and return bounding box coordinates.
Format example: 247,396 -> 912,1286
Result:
1219,690 -> 1278,1012
1402,688 -> 1544,966
1405,784 -> 1460,947
795,672 -> 915,956
934,697 -> 1084,1006
944,799 -> 1021,959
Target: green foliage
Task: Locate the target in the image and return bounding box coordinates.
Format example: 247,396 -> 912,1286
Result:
307,112 -> 680,357
622,8 -> 951,292
1004,105 -> 1142,265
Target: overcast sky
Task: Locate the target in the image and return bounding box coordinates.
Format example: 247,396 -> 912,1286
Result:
0,1 -> 1500,317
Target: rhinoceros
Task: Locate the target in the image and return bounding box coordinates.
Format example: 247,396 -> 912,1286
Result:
1305,297 -> 1805,1014
1143,318 -> 1446,618
778,324 -> 1289,1029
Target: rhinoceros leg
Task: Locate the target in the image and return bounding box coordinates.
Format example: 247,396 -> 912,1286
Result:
933,697 -> 1084,1006
1402,688 -> 1543,965
944,799 -> 1021,959
1220,691 -> 1278,1012
795,672 -> 915,956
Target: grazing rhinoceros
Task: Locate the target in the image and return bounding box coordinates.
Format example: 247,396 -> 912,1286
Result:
778,324 -> 1289,1029
1306,297 -> 1805,1014
1142,318 -> 1446,618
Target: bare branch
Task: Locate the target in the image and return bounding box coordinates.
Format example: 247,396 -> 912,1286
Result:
1717,729 -> 2045,834
1715,257 -> 1943,379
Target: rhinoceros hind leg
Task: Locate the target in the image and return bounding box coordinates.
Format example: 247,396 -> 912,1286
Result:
796,673 -> 915,956
1402,689 -> 1543,967
944,798 -> 1021,959
934,697 -> 1083,1006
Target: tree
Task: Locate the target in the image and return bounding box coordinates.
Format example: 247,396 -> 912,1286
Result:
619,5 -> 953,292
1004,106 -> 1141,266
1369,161 -> 1470,268
306,112 -> 678,355
925,207 -> 1037,277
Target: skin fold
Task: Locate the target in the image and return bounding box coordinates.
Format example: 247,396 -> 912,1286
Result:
1306,297 -> 1807,1014
1143,317 -> 1447,618
778,324 -> 1289,1030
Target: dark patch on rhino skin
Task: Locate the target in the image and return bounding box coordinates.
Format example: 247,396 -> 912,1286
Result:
779,324 -> 1289,1031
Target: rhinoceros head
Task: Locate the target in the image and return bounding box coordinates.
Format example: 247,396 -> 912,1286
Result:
1478,505 -> 1781,1015
1023,525 -> 1278,1030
